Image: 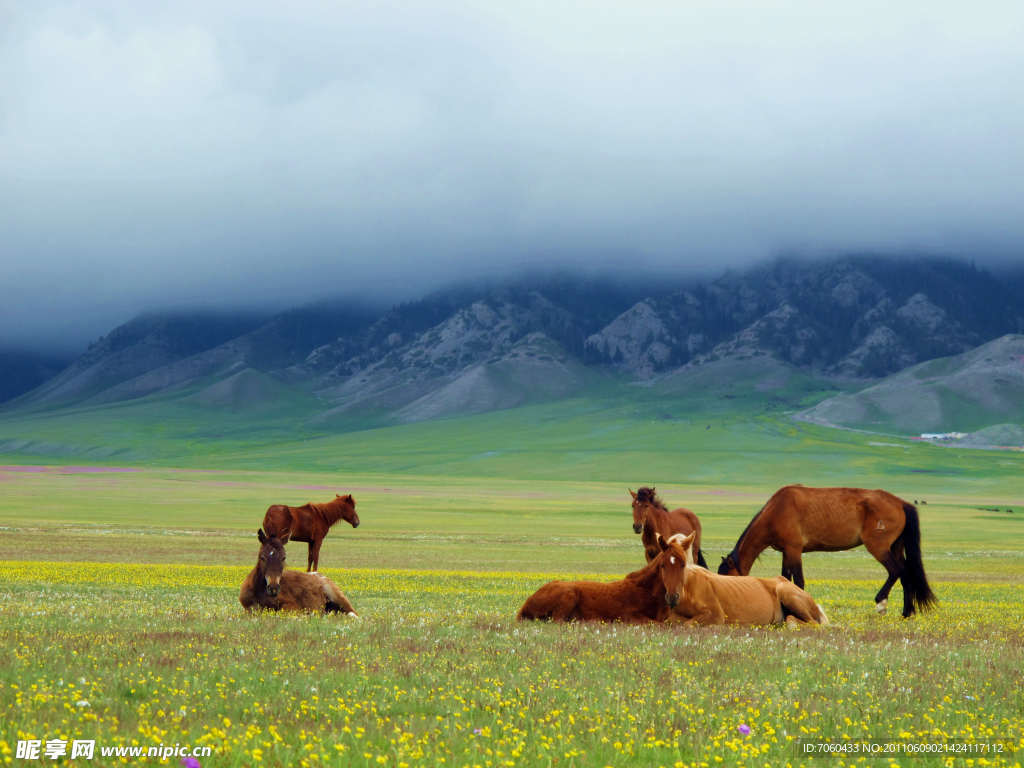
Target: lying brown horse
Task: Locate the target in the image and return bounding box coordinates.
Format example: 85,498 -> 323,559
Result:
517,556 -> 671,624
659,532 -> 828,627
263,494 -> 360,572
630,487 -> 708,568
239,528 -> 358,615
718,485 -> 937,617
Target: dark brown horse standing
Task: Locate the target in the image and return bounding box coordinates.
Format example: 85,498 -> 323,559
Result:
718,485 -> 937,617
517,552 -> 671,623
629,487 -> 708,569
263,494 -> 359,572
239,528 -> 358,615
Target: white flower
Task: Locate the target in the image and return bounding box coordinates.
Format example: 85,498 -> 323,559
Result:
76,700 -> 90,707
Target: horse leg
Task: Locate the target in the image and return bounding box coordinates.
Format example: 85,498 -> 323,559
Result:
781,548 -> 805,589
306,542 -> 315,573
890,539 -> 917,618
681,609 -> 718,626
864,537 -> 903,615
550,592 -> 581,622
311,539 -> 323,573
777,582 -> 823,626
695,548 -> 709,569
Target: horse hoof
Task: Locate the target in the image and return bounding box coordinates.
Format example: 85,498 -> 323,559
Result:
875,599 -> 888,615
347,611 -> 360,618
785,616 -> 799,630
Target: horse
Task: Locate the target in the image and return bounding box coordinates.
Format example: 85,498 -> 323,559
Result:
239,528 -> 358,616
263,494 -> 360,572
658,532 -> 828,627
717,485 -> 937,617
629,487 -> 708,568
517,555 -> 672,624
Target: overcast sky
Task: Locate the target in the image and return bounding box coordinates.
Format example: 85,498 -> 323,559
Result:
2,1 -> 1023,351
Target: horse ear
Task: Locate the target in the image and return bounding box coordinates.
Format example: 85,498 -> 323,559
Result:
346,494 -> 353,503
657,533 -> 669,551
257,528 -> 267,543
680,531 -> 696,550
629,489 -> 637,500
279,528 -> 291,545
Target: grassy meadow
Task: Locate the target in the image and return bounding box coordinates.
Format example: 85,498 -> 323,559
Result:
1,387 -> 1023,766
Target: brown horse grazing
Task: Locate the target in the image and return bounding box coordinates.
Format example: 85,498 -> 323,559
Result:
629,487 -> 708,569
239,528 -> 358,616
517,555 -> 671,624
659,533 -> 828,627
718,485 -> 937,617
263,494 -> 360,573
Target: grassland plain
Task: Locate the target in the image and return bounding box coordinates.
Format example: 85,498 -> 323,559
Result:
1,392 -> 1024,766
1,567 -> 1022,768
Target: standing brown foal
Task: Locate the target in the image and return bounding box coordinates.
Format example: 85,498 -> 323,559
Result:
263,494 -> 360,572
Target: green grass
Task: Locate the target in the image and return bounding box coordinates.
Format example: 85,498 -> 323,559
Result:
2,383 -> 1023,488
2,386 -> 1024,766
2,567 -> 1022,767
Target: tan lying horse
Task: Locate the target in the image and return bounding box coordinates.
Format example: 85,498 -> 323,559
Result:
658,532 -> 828,627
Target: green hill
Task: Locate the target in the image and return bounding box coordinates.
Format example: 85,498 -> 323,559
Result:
800,334 -> 1024,435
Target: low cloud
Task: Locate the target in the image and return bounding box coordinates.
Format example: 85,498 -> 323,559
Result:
2,1 -> 1023,350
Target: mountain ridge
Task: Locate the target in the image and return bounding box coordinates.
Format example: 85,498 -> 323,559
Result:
5,257 -> 1023,430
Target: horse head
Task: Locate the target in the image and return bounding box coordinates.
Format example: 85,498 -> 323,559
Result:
629,487 -> 655,534
718,552 -> 741,576
257,527 -> 290,597
657,531 -> 696,608
336,494 -> 360,528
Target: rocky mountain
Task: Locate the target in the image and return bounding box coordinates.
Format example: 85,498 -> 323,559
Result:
586,257 -> 1019,379
799,334 -> 1024,435
6,280 -> 643,421
296,288 -> 633,422
7,257 -> 1023,426
12,313 -> 268,407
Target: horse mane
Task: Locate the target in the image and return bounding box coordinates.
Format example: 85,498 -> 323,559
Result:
636,486 -> 668,511
303,495 -> 353,526
665,533 -> 695,567
729,504 -> 765,561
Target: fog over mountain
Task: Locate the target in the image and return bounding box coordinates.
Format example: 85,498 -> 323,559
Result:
6,256 -> 1022,425
2,2 -> 1023,351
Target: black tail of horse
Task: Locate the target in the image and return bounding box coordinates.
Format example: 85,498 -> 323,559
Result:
695,547 -> 708,569
900,503 -> 938,613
